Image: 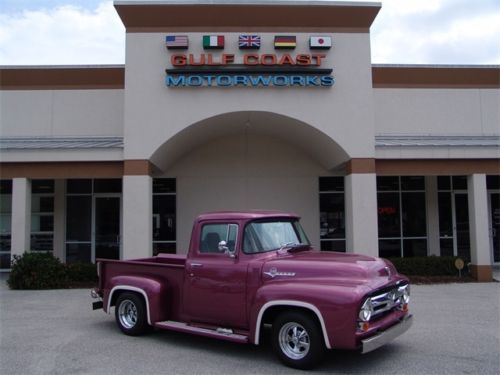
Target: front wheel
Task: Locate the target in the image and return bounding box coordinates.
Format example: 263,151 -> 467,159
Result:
272,311 -> 326,369
115,292 -> 148,336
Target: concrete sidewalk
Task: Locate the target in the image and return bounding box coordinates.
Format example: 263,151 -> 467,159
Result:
1,278 -> 499,375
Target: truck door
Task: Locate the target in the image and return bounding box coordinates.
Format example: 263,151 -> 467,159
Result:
183,222 -> 248,329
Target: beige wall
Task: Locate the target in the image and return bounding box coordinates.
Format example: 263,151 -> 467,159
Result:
374,88 -> 500,136
164,131 -> 331,253
123,32 -> 376,164
0,89 -> 124,137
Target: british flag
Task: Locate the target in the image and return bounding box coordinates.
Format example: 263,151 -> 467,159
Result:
239,35 -> 261,49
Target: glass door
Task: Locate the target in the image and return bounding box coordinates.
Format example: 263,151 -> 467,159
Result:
93,196 -> 121,261
490,193 -> 500,263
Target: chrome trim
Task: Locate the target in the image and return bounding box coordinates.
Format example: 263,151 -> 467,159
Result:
254,300 -> 332,349
361,315 -> 413,354
108,286 -> 152,325
365,284 -> 409,319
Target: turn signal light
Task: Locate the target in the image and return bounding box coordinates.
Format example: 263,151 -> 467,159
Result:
358,322 -> 370,332
402,303 -> 409,312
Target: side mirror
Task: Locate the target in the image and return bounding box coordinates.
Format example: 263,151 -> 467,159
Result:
218,240 -> 236,258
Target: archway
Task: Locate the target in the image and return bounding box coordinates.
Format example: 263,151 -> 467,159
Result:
150,111 -> 350,252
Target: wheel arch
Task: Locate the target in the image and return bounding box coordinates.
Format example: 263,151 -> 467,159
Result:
108,286 -> 152,325
254,300 -> 332,349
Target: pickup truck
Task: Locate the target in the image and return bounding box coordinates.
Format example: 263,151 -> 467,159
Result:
91,211 -> 412,369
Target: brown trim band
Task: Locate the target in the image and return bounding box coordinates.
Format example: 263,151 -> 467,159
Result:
114,3 -> 380,31
376,159 -> 500,176
126,26 -> 370,33
0,67 -> 125,90
469,265 -> 493,282
124,160 -> 153,176
0,162 -> 124,179
346,158 -> 376,174
372,66 -> 500,89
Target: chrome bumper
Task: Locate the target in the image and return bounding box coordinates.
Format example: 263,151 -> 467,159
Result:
361,314 -> 413,354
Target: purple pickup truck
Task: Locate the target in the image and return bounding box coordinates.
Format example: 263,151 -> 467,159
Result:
91,211 -> 412,369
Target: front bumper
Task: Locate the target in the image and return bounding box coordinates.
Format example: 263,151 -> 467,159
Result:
361,314 -> 413,354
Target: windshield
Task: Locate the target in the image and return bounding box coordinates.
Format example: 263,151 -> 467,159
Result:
243,220 -> 310,254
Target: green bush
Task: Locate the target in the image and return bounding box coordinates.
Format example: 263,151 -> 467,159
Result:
66,262 -> 98,283
7,252 -> 69,289
386,256 -> 463,276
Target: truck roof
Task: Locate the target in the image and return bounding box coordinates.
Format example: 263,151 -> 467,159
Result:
196,210 -> 300,221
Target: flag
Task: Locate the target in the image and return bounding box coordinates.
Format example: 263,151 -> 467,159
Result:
309,36 -> 332,49
203,35 -> 224,49
274,36 -> 296,49
165,35 -> 188,49
239,35 -> 261,49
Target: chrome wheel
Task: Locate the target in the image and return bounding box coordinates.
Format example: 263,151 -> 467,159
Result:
118,299 -> 138,329
278,322 -> 310,360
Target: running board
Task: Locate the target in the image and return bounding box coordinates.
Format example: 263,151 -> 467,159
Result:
154,321 -> 248,344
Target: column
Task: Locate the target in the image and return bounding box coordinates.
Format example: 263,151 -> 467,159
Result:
11,178 -> 31,258
345,171 -> 379,257
425,176 -> 440,256
122,174 -> 152,259
53,179 -> 66,261
467,174 -> 492,281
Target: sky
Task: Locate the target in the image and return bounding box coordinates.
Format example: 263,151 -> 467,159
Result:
0,0 -> 499,66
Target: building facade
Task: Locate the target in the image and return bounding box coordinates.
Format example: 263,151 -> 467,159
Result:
0,1 -> 499,281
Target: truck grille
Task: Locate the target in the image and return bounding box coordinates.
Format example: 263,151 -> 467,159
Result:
370,284 -> 408,319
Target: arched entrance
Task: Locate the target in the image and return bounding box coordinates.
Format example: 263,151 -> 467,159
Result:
150,111 -> 350,252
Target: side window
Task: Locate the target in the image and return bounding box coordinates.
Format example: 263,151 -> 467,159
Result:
200,223 -> 238,254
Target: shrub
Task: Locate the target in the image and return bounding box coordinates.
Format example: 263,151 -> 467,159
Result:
7,252 -> 69,289
66,262 -> 98,283
386,256 -> 463,276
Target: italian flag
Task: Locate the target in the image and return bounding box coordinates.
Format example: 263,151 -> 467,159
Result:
203,35 -> 224,49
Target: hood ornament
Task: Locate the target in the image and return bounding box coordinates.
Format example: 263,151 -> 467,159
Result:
264,267 -> 296,278
384,266 -> 392,278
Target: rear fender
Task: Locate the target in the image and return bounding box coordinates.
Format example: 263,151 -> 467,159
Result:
105,276 -> 168,324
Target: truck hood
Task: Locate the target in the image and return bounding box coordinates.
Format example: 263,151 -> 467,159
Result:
261,251 -> 401,289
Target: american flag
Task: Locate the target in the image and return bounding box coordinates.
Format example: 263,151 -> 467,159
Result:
239,35 -> 261,49
166,35 -> 188,49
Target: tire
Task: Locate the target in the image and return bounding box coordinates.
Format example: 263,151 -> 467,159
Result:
272,311 -> 326,370
114,292 -> 148,336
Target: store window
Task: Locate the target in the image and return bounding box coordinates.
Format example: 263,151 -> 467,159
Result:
65,179 -> 122,263
319,177 -> 345,252
437,176 -> 470,260
377,176 -> 427,258
31,180 -> 54,252
153,178 -> 176,255
488,175 -> 500,263
0,180 -> 12,271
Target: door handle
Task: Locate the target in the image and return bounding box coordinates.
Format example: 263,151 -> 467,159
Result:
191,263 -> 203,268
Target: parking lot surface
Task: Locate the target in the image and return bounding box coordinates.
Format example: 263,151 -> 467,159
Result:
1,279 -> 499,375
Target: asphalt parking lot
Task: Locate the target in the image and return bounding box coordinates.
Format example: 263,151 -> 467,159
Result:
1,278 -> 499,375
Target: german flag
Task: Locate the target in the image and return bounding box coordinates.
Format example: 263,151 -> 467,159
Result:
274,36 -> 296,49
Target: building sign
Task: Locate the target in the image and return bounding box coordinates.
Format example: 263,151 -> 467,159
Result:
165,35 -> 335,88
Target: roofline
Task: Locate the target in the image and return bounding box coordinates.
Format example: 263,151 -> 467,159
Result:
372,65 -> 500,89
0,66 -> 125,90
113,1 -> 381,32
1,65 -> 499,90
114,1 -> 380,6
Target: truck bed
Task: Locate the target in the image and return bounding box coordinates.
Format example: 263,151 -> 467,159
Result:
98,254 -> 187,322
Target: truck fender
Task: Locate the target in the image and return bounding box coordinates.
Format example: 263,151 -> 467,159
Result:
106,276 -> 168,325
253,300 -> 332,349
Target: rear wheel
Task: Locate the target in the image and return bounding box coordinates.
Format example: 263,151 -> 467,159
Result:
115,292 -> 148,336
272,311 -> 325,369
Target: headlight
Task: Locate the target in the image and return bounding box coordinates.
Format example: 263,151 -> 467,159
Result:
399,284 -> 410,304
359,298 -> 373,322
